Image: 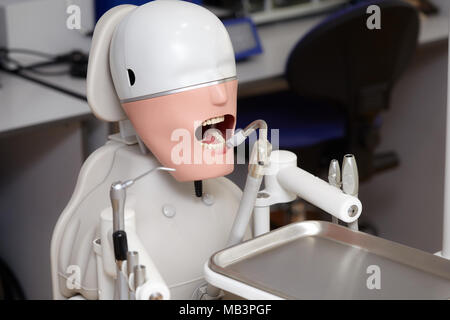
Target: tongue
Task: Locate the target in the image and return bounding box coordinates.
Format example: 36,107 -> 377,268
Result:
202,128 -> 224,145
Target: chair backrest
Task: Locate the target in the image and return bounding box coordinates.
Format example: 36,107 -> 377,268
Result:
286,0 -> 419,115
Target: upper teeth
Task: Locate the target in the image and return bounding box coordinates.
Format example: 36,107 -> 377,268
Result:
202,116 -> 224,126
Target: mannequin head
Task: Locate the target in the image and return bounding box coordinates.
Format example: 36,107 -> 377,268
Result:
87,0 -> 237,181
123,80 -> 237,181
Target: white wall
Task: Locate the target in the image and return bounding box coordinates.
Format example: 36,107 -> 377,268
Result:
360,40 -> 448,253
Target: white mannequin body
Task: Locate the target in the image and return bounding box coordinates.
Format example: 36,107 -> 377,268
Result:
50,140 -> 243,299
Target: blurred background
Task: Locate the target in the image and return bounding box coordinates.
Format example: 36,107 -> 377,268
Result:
0,0 -> 448,299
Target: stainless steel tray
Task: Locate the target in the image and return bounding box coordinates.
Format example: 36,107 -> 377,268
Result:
209,221 -> 450,299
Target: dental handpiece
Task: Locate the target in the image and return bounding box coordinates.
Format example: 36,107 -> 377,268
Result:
328,159 -> 341,225
110,166 -> 176,232
110,182 -> 126,232
109,166 -> 175,300
110,182 -> 128,300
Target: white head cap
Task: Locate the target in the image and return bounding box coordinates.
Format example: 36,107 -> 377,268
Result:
110,0 -> 236,102
86,0 -> 236,121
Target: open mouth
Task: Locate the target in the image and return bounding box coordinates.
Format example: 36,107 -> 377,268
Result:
195,114 -> 235,150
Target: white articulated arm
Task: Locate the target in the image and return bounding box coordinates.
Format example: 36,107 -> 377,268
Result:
255,150 -> 362,225
227,132 -> 362,247
277,166 -> 362,223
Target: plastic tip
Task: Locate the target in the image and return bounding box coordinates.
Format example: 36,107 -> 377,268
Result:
342,154 -> 359,196
328,159 -> 341,187
226,129 -> 246,148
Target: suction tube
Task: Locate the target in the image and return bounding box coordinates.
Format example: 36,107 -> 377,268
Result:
226,120 -> 270,246
227,174 -> 264,246
227,119 -> 269,166
206,120 -> 269,299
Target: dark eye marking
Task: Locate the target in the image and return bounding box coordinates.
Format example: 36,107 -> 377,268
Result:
127,69 -> 135,86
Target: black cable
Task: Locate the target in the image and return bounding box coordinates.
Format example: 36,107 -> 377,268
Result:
194,180 -> 203,197
0,47 -> 56,60
0,47 -> 88,100
0,53 -> 69,76
20,61 -> 58,69
0,66 -> 87,101
0,47 -> 87,77
0,55 -> 22,71
0,61 -> 69,76
21,68 -> 71,76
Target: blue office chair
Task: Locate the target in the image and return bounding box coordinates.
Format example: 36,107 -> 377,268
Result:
237,0 -> 419,179
286,0 -> 419,178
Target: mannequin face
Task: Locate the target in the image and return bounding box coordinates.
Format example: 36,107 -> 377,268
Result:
122,80 -> 237,181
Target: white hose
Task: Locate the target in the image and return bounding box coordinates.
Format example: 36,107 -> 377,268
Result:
227,175 -> 264,246
253,206 -> 270,237
205,120 -> 267,298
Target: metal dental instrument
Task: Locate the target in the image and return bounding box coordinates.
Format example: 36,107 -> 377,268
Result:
127,251 -> 139,278
342,154 -> 359,231
127,251 -> 139,300
328,159 -> 341,225
110,167 -> 176,231
110,166 -> 175,300
112,166 -> 177,193
134,264 -> 146,294
110,181 -> 128,300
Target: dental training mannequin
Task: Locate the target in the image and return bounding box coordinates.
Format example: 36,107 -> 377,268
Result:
50,0 -> 361,300
51,0 -> 246,300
